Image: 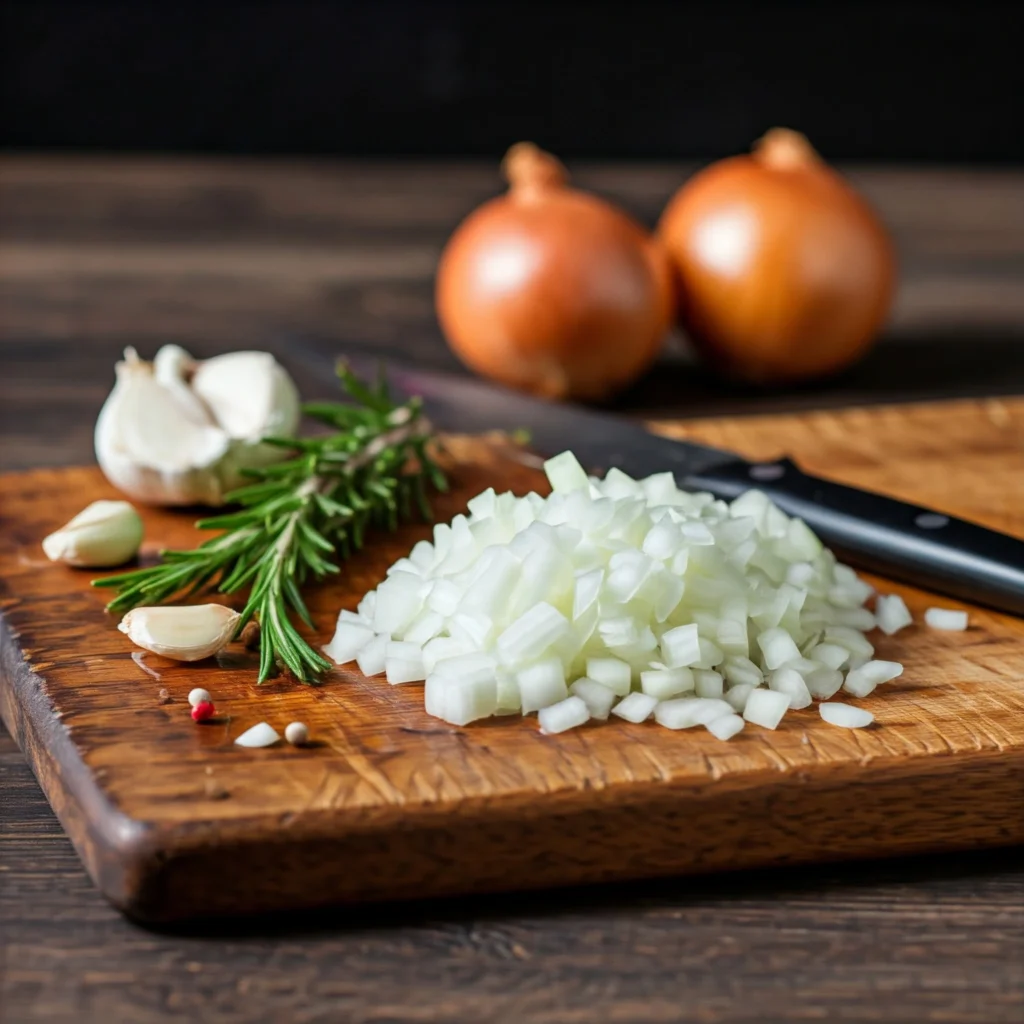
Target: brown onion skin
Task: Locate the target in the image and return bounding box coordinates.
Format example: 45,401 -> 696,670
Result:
658,129 -> 895,384
436,143 -> 675,400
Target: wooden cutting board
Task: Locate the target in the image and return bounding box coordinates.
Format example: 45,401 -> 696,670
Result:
2,398 -> 1024,923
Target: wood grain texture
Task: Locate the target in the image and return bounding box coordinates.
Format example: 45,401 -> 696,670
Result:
3,402 -> 1024,923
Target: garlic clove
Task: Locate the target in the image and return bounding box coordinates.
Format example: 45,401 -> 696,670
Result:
190,351 -> 301,443
118,603 -> 241,661
42,499 -> 144,567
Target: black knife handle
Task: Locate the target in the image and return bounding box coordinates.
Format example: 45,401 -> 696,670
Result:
685,457 -> 1024,615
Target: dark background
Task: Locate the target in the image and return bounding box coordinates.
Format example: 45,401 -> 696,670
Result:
2,0 -> 1022,163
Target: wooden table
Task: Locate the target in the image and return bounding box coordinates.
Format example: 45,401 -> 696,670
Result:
2,157 -> 1023,1022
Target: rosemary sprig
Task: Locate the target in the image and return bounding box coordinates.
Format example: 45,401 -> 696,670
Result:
94,363 -> 446,683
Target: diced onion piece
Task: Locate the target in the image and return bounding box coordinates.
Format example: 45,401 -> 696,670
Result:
467,487 -> 496,519
517,658 -> 569,713
234,722 -> 280,748
783,518 -> 823,560
324,621 -> 374,665
611,692 -> 658,723
544,451 -> 590,493
641,667 -> 694,700
807,642 -> 850,670
643,521 -> 681,561
831,606 -> 877,631
876,594 -> 913,636
722,656 -> 762,688
757,628 -> 802,670
689,698 -> 733,724
433,652 -> 497,686
573,568 -> 604,620
422,636 -> 469,675
569,678 -> 617,720
403,609 -> 445,645
386,557 -> 420,578
924,607 -> 968,631
356,634 -> 390,677
706,713 -> 745,741
828,573 -> 874,607
693,669 -> 724,699
372,571 -> 426,635
824,626 -> 874,660
843,659 -> 904,698
497,602 -> 570,666
655,697 -> 731,730
680,521 -> 714,545
743,689 -> 789,730
539,695 -> 590,734
385,641 -> 426,684
459,548 -> 520,619
426,578 -> 461,616
715,618 -> 748,656
495,671 -> 521,711
804,666 -> 844,700
356,590 -> 376,622
448,611 -> 494,650
820,702 -> 874,729
425,671 -> 497,726
769,667 -> 812,710
601,466 -> 639,499
694,637 -> 725,669
725,682 -> 756,713
585,657 -> 631,696
777,655 -> 819,676
337,608 -> 369,627
606,550 -> 653,602
660,623 -> 701,668
408,539 -> 435,570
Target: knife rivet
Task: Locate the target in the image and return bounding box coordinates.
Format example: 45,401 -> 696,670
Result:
915,513 -> 949,529
750,463 -> 785,481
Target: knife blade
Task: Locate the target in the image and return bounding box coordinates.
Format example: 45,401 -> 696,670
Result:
300,350 -> 1024,616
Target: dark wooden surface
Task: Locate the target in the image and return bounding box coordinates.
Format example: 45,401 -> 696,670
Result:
1,156 -> 1023,1021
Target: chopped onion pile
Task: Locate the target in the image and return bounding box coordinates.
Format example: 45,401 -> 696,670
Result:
327,451 -> 908,740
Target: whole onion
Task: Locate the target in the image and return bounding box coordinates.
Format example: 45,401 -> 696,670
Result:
436,143 -> 675,400
658,128 -> 895,384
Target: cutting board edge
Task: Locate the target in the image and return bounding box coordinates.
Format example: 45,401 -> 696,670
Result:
0,610 -> 153,910
89,749 -> 1024,922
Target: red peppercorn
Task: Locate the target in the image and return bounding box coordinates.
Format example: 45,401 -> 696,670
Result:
191,700 -> 216,723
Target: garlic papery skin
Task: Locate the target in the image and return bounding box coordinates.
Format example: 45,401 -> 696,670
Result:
95,345 -> 301,506
118,604 -> 241,661
42,500 -> 143,567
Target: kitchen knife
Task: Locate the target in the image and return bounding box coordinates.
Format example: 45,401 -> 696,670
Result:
304,351 -> 1024,616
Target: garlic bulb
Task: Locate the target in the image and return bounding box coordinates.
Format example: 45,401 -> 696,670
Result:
42,500 -> 143,567
118,603 -> 241,661
95,345 -> 301,506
